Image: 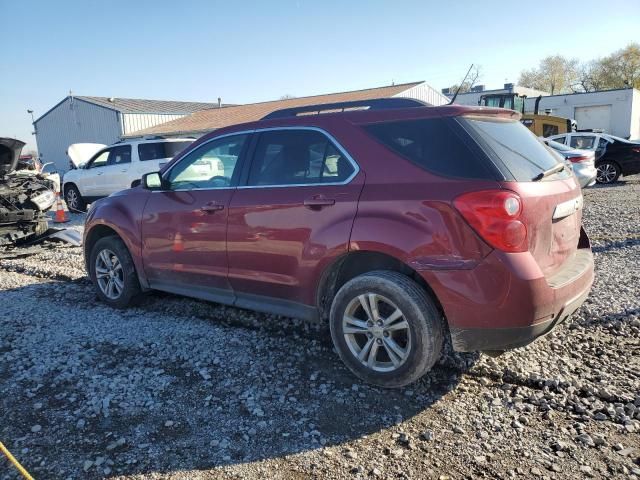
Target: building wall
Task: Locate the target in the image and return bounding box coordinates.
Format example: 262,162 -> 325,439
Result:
121,113 -> 187,135
34,98 -> 122,172
525,89 -> 637,138
394,83 -> 449,106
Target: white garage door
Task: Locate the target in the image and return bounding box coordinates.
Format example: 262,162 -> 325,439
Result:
574,105 -> 611,132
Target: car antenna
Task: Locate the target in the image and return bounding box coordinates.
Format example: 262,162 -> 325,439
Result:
448,64 -> 474,105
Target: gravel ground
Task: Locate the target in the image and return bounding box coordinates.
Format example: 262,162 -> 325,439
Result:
1,179 -> 639,480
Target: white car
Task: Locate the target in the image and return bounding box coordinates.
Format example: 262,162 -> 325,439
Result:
63,138 -> 194,211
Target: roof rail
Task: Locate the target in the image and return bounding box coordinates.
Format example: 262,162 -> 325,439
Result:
261,98 -> 428,120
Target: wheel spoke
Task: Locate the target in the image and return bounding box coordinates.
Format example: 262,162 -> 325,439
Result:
113,276 -> 124,291
357,337 -> 375,362
95,266 -> 110,278
385,319 -> 409,332
383,308 -> 403,326
366,342 -> 379,368
343,315 -> 369,334
99,250 -> 112,268
382,339 -> 403,367
384,337 -> 407,361
358,294 -> 376,321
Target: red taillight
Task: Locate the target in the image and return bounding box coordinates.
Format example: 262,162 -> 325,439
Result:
453,190 -> 528,253
569,155 -> 591,164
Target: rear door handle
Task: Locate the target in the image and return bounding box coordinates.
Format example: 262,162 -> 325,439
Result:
304,195 -> 335,209
200,202 -> 225,213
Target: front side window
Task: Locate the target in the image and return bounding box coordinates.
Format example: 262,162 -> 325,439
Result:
167,134 -> 247,190
89,150 -> 110,168
247,130 -> 355,186
138,141 -> 193,161
107,145 -> 132,165
570,135 -> 595,150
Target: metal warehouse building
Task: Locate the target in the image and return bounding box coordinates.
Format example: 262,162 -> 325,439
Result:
449,84 -> 640,139
33,96 -> 222,172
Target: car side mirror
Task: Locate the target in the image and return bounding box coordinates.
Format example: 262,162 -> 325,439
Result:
142,172 -> 164,190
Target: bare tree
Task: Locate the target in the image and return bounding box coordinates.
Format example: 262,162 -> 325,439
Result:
448,65 -> 482,94
518,55 -> 579,94
279,94 -> 296,100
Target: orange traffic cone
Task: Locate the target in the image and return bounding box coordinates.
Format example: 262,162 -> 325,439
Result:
53,192 -> 70,223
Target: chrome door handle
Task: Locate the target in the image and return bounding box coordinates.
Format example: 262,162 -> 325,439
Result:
304,196 -> 335,209
200,203 -> 225,213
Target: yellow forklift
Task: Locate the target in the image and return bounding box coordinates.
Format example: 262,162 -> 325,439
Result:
478,93 -> 576,137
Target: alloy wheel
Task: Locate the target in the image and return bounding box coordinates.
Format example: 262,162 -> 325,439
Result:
66,189 -> 78,210
95,249 -> 124,299
342,293 -> 411,372
596,163 -> 617,184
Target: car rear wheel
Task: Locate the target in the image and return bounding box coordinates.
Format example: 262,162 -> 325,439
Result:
329,271 -> 443,388
596,161 -> 621,184
89,236 -> 141,308
65,184 -> 86,212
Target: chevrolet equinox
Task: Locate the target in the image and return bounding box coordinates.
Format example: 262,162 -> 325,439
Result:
83,99 -> 594,387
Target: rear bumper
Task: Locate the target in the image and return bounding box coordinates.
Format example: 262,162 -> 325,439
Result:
449,286 -> 590,351
572,163 -> 597,188
420,227 -> 594,352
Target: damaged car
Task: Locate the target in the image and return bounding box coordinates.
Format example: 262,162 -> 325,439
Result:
0,137 -> 57,245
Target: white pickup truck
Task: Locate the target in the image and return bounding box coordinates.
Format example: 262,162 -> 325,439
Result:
63,138 -> 194,211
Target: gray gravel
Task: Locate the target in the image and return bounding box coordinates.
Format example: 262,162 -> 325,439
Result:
1,179 -> 639,479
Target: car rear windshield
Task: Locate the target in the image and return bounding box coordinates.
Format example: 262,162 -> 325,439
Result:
138,141 -> 193,161
364,118 -> 494,179
460,117 -> 568,181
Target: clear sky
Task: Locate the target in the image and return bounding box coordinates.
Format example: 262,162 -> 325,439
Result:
1,0 -> 638,151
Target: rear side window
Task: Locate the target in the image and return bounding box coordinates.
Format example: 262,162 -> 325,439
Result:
364,118 -> 492,179
461,117 -> 568,181
248,130 -> 355,186
107,145 -> 131,165
569,136 -> 595,149
138,141 -> 193,161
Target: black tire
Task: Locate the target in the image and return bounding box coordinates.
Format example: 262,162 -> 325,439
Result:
64,184 -> 87,212
329,271 -> 443,388
595,161 -> 621,184
89,235 -> 141,308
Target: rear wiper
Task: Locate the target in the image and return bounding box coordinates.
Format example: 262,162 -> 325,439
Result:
532,163 -> 565,181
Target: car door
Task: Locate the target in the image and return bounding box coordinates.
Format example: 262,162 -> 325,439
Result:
227,128 -> 363,315
81,149 -> 110,197
99,145 -> 133,194
141,133 -> 249,301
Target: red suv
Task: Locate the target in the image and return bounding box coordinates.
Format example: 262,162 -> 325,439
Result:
84,99 -> 594,387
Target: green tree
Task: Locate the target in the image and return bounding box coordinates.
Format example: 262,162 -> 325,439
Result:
597,43 -> 640,89
518,55 -> 579,94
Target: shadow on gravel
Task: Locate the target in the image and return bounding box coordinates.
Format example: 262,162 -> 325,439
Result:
592,237 -> 640,253
0,281 -> 477,479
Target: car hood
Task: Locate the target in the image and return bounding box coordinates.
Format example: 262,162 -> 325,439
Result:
0,137 -> 26,176
67,143 -> 106,168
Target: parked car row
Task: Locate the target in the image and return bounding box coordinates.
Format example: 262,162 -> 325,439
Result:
82,99 -> 594,387
542,138 -> 597,188
548,132 -> 640,184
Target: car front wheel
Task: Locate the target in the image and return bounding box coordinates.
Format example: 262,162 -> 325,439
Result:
329,271 -> 443,388
89,236 -> 141,308
596,161 -> 621,184
65,184 -> 87,212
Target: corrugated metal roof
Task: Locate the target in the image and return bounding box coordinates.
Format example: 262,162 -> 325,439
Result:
124,82 -> 425,137
76,96 -> 225,114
